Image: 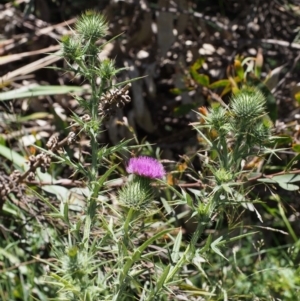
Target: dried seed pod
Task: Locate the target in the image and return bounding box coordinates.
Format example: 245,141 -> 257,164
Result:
40,165 -> 46,173
1,185 -> 10,196
67,132 -> 76,145
28,155 -> 36,163
98,84 -> 131,120
10,170 -> 21,182
81,114 -> 91,122
27,171 -> 36,181
46,135 -> 59,149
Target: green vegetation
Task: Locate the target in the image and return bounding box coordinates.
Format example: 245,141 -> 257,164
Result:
1,2 -> 300,301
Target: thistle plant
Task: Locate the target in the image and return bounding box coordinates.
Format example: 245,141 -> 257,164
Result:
186,87 -> 273,251
37,11 -> 177,301
60,11 -> 124,247
36,11 -> 139,300
61,11 -> 126,192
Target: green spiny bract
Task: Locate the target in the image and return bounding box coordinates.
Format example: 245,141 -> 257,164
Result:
205,106 -> 231,137
118,177 -> 154,211
75,10 -> 108,43
229,88 -> 272,153
214,168 -> 234,185
98,59 -> 120,81
61,35 -> 84,62
230,88 -> 266,124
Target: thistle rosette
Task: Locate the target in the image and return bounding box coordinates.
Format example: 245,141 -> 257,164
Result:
119,156 -> 165,211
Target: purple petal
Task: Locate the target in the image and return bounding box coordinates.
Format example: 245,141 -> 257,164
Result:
126,156 -> 165,179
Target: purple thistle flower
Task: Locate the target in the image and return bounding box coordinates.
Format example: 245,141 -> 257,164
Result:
126,156 -> 165,179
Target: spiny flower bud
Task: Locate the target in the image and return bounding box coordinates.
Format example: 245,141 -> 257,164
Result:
214,168 -> 233,185
205,106 -> 230,136
118,178 -> 153,211
98,59 -> 118,80
250,120 -> 272,145
230,88 -> 266,121
61,35 -> 83,62
75,10 -> 108,43
118,156 -> 166,211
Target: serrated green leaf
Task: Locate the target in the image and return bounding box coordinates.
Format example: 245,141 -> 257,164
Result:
221,184 -> 233,194
191,72 -> 210,87
17,112 -> 51,122
191,58 -> 205,70
190,58 -> 210,87
119,228 -> 175,288
273,174 -> 300,184
177,284 -> 215,296
234,59 -> 244,80
63,202 -> 70,224
264,64 -> 286,91
217,232 -> 258,246
181,189 -> 194,209
155,265 -> 171,292
286,153 -> 300,171
259,174 -> 300,191
257,178 -> 277,183
98,164 -> 119,190
199,234 -> 212,253
0,248 -> 20,265
271,135 -> 293,145
211,236 -> 228,261
278,183 -> 299,191
171,230 -> 182,263
42,185 -> 69,202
